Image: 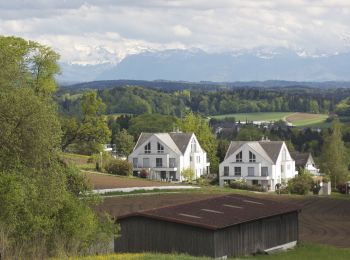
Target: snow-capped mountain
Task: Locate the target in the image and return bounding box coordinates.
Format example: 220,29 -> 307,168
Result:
57,48 -> 350,83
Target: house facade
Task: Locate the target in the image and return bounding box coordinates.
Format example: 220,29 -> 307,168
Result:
128,132 -> 210,181
290,152 -> 320,176
219,140 -> 297,191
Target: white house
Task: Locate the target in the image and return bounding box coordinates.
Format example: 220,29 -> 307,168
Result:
290,152 -> 320,176
128,132 -> 210,181
219,140 -> 297,191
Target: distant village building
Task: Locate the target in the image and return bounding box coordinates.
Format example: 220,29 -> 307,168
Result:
219,139 -> 297,191
128,132 -> 210,181
290,152 -> 320,176
115,194 -> 301,258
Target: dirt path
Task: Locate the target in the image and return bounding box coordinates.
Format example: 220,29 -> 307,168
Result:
94,193 -> 350,248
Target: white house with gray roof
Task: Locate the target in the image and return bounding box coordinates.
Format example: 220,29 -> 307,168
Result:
128,132 -> 210,181
219,140 -> 297,191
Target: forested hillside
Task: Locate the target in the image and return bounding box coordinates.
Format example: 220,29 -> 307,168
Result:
58,85 -> 350,117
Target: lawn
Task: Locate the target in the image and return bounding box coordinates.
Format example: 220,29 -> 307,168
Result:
60,152 -> 95,171
67,243 -> 350,260
211,112 -> 293,122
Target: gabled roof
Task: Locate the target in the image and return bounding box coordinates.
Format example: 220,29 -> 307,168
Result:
134,132 -> 194,154
290,152 -> 313,168
117,194 -> 301,231
225,141 -> 284,163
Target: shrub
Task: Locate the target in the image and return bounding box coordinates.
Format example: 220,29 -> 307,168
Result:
139,169 -> 148,178
229,181 -> 267,192
288,173 -> 314,195
104,159 -> 132,176
337,183 -> 350,194
181,168 -> 195,182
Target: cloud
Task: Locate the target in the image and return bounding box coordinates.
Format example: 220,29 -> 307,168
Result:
1,0 -> 350,64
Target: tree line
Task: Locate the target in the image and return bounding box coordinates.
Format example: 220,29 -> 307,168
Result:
57,85 -> 350,117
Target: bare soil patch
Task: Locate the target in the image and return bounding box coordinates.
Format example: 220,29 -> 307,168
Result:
94,193 -> 350,248
286,112 -> 325,123
86,173 -> 181,189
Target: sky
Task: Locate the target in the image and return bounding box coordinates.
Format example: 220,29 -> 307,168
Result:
1,0 -> 350,65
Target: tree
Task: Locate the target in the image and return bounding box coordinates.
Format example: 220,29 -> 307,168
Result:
0,36 -> 60,97
178,112 -> 219,173
0,36 -> 117,258
320,120 -> 349,185
61,91 -> 111,154
115,129 -> 135,156
236,126 -> 263,141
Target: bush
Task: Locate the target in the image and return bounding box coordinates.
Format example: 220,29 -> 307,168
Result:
288,173 -> 314,195
139,169 -> 148,178
104,159 -> 132,176
181,168 -> 195,182
337,183 -> 350,194
229,181 -> 267,192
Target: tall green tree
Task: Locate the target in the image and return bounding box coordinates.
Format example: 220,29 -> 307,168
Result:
178,112 -> 219,173
320,120 -> 349,185
115,129 -> 135,156
61,91 -> 111,154
0,36 -> 60,97
0,36 -> 117,258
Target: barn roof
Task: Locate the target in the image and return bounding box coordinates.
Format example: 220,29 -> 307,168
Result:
117,194 -> 301,230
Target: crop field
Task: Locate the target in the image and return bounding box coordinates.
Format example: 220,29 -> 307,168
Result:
85,172 -> 182,189
285,113 -> 329,127
211,112 -> 293,122
211,112 -> 330,128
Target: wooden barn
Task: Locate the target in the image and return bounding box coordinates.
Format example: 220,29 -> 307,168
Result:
115,194 -> 301,258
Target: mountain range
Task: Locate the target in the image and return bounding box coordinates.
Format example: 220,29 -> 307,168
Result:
57,48 -> 350,83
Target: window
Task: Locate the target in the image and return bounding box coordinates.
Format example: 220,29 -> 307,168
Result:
144,142 -> 151,154
248,167 -> 255,176
169,158 -> 176,168
143,158 -> 150,168
287,164 -> 291,170
133,158 -> 138,167
236,151 -> 242,162
282,149 -> 286,161
249,151 -> 256,162
197,156 -> 201,163
261,167 -> 268,177
156,158 -> 163,167
224,166 -> 229,176
157,142 -> 164,153
234,167 -> 241,176
281,165 -> 284,173
191,139 -> 197,153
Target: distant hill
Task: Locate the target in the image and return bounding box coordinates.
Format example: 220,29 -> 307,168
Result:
57,48 -> 350,83
61,79 -> 350,92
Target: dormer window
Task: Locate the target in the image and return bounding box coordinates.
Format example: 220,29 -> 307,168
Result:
191,139 -> 197,153
236,151 -> 242,162
157,142 -> 164,153
249,151 -> 256,162
144,142 -> 151,154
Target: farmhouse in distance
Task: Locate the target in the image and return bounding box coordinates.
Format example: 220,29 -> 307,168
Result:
128,131 -> 210,181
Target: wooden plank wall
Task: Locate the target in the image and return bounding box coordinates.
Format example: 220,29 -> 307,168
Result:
115,216 -> 216,257
214,212 -> 299,258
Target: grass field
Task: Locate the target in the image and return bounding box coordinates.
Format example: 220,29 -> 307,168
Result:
211,112 -> 293,122
70,243 -> 350,260
211,112 -> 330,128
60,152 -> 95,170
